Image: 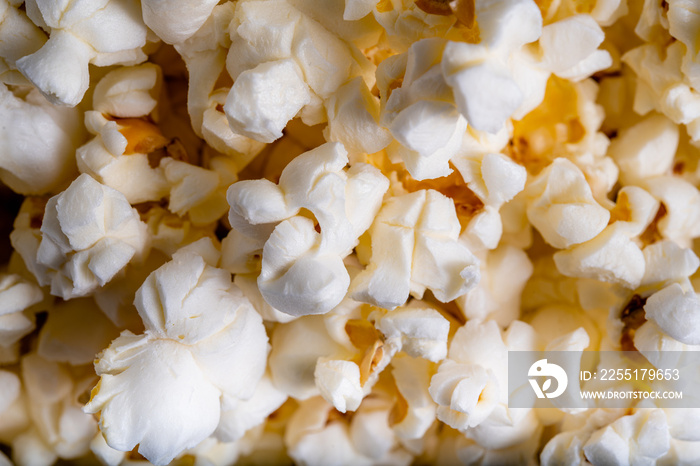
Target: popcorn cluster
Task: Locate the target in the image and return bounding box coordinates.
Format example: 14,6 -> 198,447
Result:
1,0 -> 700,465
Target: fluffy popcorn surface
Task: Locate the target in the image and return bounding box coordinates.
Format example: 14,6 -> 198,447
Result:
608,113 -> 679,186
0,84 -> 83,195
228,142 -> 389,315
429,320 -> 535,431
19,354 -> 98,462
377,38 -> 467,180
33,174 -> 148,299
17,0 -> 149,106
0,273 -> 41,347
643,283 -> 700,345
456,244 -> 533,325
583,409 -> 671,465
351,189 -> 480,309
372,304 -> 450,362
141,0 -> 219,45
526,158 -> 610,249
224,0 -> 367,143
84,246 -> 268,465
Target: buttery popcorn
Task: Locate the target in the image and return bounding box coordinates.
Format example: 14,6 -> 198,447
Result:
2,0 -> 700,464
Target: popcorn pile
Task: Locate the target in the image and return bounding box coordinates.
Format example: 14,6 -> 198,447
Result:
2,0 -> 700,464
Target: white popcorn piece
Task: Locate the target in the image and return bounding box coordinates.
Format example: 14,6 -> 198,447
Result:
583,409 -> 670,466
456,244 -> 533,325
214,373 -> 287,443
378,38 -> 467,180
33,174 -> 148,299
17,354 -> 98,463
92,64 -> 161,119
641,240 -> 700,286
17,0 -> 149,106
441,0 -> 543,133
173,3 -> 266,165
452,152 -> 527,209
526,158 -> 610,249
429,320 -> 535,431
268,316 -> 350,400
372,304 -> 450,362
633,320 -> 700,369
84,245 -> 268,465
77,111 -> 169,205
325,76 -> 392,156
0,84 -> 83,195
225,0 -> 368,143
390,356 -> 437,442
285,396 -> 412,466
540,408 -> 625,466
0,0 -> 46,83
225,58 -> 312,143
228,142 -> 389,316
314,358 -> 364,413
553,223 -> 646,289
37,298 -> 119,366
608,114 -> 679,185
623,41 -> 700,141
233,273 -> 297,323
160,157 -> 229,226
0,273 -> 42,347
430,359 -> 500,430
351,189 -> 480,310
644,283 -> 700,345
141,0 -> 219,44
538,15 -> 612,81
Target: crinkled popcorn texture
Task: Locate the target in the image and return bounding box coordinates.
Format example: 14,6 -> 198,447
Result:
23,174 -> 149,300
227,141 -> 389,316
4,0 -> 700,464
84,245 -> 268,465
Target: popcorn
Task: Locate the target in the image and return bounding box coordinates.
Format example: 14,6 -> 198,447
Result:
17,0 -> 149,106
27,174 -> 148,299
37,298 -> 119,366
84,245 -> 268,465
526,158 -> 610,249
228,142 -> 388,315
0,84 -> 83,195
141,0 -> 219,45
582,409 -> 671,465
429,320 -> 537,432
377,38 -> 467,180
608,113 -> 679,186
351,189 -> 480,310
225,0 -> 369,143
0,273 -> 42,347
643,283 -> 700,345
440,0 -> 543,133
285,396 -> 413,466
15,354 -> 98,464
456,244 -> 533,325
372,303 -> 450,362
